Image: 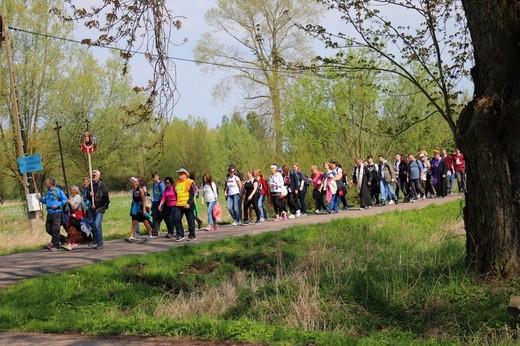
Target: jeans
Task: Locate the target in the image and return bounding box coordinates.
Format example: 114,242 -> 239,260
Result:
206,200 -> 217,225
258,194 -> 267,219
227,193 -> 241,222
328,193 -> 338,212
380,180 -> 397,202
91,210 -> 104,246
449,172 -> 455,192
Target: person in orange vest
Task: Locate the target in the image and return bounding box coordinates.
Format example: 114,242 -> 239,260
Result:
172,168 -> 196,241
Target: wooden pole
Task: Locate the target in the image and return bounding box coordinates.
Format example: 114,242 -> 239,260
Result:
0,12 -> 38,233
88,152 -> 95,209
54,121 -> 69,192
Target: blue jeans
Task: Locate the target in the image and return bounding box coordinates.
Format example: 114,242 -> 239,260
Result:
258,194 -> 266,219
380,180 -> 397,202
227,194 -> 240,222
449,172 -> 455,192
328,193 -> 338,212
91,211 -> 104,246
206,200 -> 217,225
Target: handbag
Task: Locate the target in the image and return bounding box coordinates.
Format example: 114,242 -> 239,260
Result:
280,185 -> 288,197
212,203 -> 222,222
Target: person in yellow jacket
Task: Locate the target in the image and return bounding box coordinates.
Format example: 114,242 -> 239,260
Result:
173,168 -> 196,241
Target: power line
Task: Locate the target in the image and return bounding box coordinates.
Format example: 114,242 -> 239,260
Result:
8,25 -> 316,75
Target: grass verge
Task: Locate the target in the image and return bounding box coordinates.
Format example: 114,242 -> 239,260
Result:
0,201 -> 518,344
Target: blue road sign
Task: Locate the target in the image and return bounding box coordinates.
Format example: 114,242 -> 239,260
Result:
17,154 -> 43,174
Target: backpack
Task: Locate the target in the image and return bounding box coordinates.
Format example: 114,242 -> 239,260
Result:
144,190 -> 152,212
383,163 -> 393,183
416,160 -> 424,172
299,171 -> 311,187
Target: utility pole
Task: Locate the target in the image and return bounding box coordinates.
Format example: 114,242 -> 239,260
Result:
1,12 -> 38,232
54,121 -> 69,193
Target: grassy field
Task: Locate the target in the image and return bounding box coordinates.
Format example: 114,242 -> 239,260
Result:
0,200 -> 518,344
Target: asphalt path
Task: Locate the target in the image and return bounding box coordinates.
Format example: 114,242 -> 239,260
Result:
0,194 -> 463,288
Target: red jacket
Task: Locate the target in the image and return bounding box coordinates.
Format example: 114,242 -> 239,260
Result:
453,153 -> 465,172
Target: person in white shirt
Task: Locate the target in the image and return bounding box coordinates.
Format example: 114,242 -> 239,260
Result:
201,173 -> 219,231
225,167 -> 242,225
268,164 -> 288,221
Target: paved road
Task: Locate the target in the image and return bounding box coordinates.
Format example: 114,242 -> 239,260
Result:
0,194 -> 463,288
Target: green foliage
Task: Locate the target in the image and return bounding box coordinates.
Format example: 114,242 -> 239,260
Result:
0,202 -> 518,344
284,54 -> 455,172
194,0 -> 324,152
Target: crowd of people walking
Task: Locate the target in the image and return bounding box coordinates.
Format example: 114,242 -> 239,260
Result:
37,147 -> 465,251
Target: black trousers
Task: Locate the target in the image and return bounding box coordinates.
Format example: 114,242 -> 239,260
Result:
173,206 -> 195,238
45,212 -> 62,248
243,193 -> 260,222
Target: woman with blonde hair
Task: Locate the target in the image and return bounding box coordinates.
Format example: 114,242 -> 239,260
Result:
62,185 -> 89,251
268,164 -> 287,221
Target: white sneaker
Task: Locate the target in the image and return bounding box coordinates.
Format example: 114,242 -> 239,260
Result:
259,218 -> 265,222
232,221 -> 238,226
288,214 -> 295,219
389,200 -> 395,205
296,210 -> 301,217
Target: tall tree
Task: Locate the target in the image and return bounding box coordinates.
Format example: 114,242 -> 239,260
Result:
457,0 -> 520,276
194,0 -> 323,155
307,0 -> 519,277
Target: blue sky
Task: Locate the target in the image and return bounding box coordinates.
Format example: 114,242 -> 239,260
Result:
75,0 -> 329,128
73,1 -> 472,128
72,1 -> 237,127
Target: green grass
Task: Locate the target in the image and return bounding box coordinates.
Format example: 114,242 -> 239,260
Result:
0,201 -> 518,344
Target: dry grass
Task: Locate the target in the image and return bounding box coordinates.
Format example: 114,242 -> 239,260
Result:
284,274 -> 323,331
154,242 -> 349,333
155,281 -> 239,319
0,219 -> 49,254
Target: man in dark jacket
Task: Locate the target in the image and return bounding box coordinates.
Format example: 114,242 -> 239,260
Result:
87,169 -> 110,249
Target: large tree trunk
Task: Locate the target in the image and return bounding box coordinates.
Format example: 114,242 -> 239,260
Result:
458,0 -> 520,277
